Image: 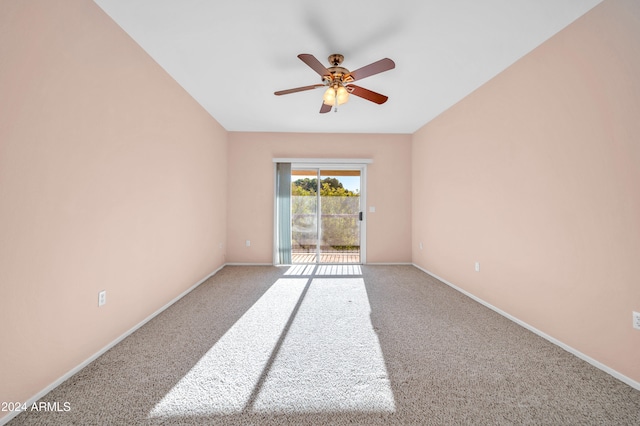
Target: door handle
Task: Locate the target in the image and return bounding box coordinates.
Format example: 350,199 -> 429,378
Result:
359,212 -> 363,221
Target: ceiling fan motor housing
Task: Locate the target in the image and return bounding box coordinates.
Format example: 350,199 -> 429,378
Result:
324,54 -> 353,86
326,67 -> 352,84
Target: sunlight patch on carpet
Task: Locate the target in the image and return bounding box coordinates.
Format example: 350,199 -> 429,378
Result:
148,276 -> 394,418
316,264 -> 362,275
251,277 -> 395,413
148,278 -> 308,417
284,264 -> 316,276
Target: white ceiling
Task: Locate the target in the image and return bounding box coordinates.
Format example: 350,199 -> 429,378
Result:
94,0 -> 602,134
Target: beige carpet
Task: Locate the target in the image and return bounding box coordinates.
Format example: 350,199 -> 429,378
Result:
10,265 -> 640,425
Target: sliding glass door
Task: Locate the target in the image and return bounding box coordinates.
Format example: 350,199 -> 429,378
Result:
291,168 -> 362,264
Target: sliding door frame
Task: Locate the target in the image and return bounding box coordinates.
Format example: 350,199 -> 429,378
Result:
273,158 -> 372,265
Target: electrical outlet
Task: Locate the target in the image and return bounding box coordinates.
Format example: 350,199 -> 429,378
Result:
419,242 -> 423,250
245,240 -> 251,247
633,311 -> 640,330
475,262 -> 480,272
98,290 -> 106,307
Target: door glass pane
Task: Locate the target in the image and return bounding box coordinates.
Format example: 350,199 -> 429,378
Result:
291,170 -> 318,263
319,170 -> 360,264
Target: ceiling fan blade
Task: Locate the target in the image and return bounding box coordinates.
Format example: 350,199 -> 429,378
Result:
347,58 -> 395,81
298,53 -> 331,77
347,85 -> 389,104
274,84 -> 325,96
319,102 -> 332,114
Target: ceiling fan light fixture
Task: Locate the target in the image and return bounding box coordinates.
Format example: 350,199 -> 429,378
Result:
275,53 -> 394,113
323,86 -> 349,106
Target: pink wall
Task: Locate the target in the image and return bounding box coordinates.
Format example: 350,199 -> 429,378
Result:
227,132 -> 412,264
412,0 -> 640,383
0,0 -> 227,416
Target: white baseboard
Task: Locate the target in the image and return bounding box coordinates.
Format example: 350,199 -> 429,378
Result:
412,263 -> 640,391
0,264 -> 225,426
365,262 -> 413,265
225,262 -> 274,266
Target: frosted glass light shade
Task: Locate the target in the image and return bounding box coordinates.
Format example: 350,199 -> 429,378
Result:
323,86 -> 349,106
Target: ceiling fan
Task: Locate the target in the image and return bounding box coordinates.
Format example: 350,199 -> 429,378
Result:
274,53 -> 395,113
